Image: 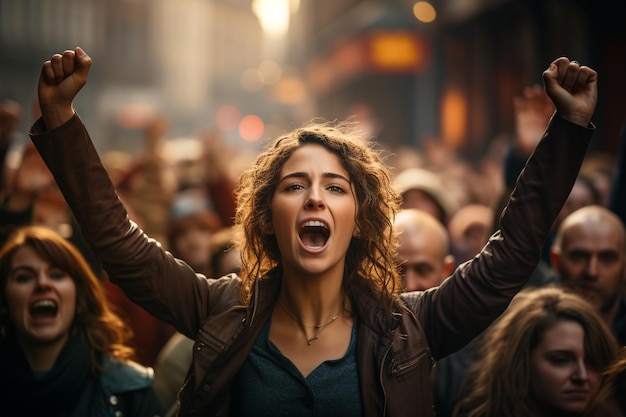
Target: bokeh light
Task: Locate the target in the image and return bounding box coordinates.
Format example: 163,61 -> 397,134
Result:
241,68 -> 264,92
259,60 -> 282,85
272,76 -> 307,105
239,114 -> 265,141
252,0 -> 290,37
441,88 -> 467,149
115,103 -> 158,129
413,2 -> 437,23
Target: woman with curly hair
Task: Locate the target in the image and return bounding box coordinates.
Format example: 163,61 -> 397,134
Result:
456,286 -> 618,417
0,225 -> 164,416
28,45 -> 598,417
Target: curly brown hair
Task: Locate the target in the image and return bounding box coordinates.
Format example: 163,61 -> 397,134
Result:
234,119 -> 402,310
0,225 -> 136,371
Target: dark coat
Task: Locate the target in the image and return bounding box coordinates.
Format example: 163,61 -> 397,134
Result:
0,334 -> 163,417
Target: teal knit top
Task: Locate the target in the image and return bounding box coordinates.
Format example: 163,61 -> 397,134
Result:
232,318 -> 362,416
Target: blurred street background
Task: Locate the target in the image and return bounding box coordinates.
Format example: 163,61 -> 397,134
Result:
1,0 -> 624,160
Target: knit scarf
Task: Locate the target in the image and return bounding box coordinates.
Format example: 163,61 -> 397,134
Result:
0,332 -> 93,415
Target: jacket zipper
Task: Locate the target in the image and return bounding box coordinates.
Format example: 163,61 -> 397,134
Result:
198,328 -> 225,351
379,344 -> 392,417
391,348 -> 429,375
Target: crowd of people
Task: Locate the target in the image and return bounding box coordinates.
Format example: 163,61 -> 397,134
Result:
0,45 -> 625,417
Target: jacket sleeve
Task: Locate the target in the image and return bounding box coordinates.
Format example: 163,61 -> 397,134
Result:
404,115 -> 594,360
29,114 -> 239,338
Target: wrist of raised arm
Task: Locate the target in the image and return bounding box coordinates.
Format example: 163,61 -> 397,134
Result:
41,106 -> 75,131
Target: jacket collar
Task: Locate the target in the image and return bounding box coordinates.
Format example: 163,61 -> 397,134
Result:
245,268 -> 281,327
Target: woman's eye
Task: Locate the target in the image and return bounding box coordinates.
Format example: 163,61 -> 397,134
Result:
548,356 -> 570,365
328,185 -> 345,193
49,270 -> 68,280
13,272 -> 34,283
285,183 -> 304,191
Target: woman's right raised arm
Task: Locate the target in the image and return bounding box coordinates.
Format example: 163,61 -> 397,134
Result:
30,47 -> 224,339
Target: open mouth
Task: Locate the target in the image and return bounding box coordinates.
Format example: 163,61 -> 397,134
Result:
299,220 -> 330,250
30,299 -> 58,320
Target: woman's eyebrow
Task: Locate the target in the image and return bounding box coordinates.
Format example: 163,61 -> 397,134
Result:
323,172 -> 350,183
9,265 -> 35,276
278,172 -> 350,183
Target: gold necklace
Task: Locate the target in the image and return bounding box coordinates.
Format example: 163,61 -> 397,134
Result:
278,300 -> 342,345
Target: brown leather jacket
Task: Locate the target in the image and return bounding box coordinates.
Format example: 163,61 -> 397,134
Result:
31,114 -> 593,417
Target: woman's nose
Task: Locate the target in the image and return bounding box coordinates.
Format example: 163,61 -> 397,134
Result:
304,188 -> 325,209
35,272 -> 53,290
571,361 -> 589,383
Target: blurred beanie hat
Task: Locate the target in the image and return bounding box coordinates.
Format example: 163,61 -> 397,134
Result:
392,168 -> 458,222
169,189 -> 214,221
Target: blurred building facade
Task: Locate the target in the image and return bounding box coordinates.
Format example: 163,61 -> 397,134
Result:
287,0 -> 626,155
0,0 -> 265,153
1,0 -> 624,157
